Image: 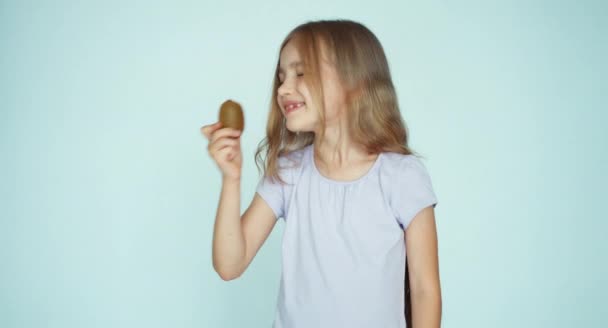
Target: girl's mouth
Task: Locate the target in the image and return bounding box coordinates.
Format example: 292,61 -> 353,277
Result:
286,102 -> 305,114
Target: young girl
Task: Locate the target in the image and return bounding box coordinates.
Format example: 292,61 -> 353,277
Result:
202,19 -> 441,328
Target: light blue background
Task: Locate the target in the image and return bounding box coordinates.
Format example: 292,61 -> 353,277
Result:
2,0 -> 606,327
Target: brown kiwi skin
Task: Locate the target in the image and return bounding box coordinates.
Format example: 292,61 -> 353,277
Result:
219,100 -> 244,131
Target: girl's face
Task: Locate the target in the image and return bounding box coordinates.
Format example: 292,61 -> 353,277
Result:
277,40 -> 346,134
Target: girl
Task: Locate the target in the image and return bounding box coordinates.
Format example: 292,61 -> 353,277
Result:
202,19 -> 441,328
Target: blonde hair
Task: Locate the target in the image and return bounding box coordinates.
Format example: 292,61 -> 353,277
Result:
255,19 -> 422,184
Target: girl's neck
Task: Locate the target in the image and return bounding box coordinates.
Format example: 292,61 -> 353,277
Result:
313,137 -> 374,169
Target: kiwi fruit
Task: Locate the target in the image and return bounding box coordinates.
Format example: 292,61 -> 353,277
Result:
219,100 -> 244,131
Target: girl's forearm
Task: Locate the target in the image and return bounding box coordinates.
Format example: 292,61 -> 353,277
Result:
212,177 -> 245,280
411,290 -> 442,328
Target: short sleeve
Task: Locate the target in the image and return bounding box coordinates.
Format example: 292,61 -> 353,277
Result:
255,174 -> 285,220
393,156 -> 438,230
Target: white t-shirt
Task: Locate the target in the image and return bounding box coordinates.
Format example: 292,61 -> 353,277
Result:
256,143 -> 438,328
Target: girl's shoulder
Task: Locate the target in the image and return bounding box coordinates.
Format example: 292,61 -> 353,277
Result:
379,151 -> 438,229
380,151 -> 426,174
378,151 -> 435,193
270,145 -> 311,185
277,144 -> 310,170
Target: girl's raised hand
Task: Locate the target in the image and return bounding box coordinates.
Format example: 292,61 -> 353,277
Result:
201,122 -> 243,181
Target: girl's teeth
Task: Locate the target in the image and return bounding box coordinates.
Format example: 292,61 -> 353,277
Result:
288,103 -> 303,110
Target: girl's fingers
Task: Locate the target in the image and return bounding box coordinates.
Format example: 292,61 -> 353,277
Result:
210,127 -> 242,143
208,137 -> 239,154
217,146 -> 234,162
201,122 -> 223,140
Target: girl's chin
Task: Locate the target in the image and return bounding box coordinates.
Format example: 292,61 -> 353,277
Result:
285,118 -> 313,133
286,126 -> 308,134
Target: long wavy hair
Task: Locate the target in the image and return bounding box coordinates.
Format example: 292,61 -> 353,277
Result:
254,19 -> 422,326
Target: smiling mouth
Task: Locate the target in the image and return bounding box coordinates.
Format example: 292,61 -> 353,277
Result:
286,103 -> 305,114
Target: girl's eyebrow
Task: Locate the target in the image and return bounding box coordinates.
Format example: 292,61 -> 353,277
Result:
278,61 -> 302,74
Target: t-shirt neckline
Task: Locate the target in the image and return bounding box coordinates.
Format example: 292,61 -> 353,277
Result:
309,143 -> 382,186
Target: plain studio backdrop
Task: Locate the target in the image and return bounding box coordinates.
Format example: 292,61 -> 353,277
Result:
1,0 -> 606,327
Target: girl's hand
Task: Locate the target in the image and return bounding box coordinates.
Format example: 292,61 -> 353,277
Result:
201,122 -> 243,181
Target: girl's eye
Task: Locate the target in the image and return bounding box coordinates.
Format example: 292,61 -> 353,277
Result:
277,72 -> 303,85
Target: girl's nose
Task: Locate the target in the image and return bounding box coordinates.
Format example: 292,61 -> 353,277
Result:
277,79 -> 293,96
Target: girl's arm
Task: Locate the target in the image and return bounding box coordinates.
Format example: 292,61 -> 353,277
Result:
405,205 -> 442,328
212,178 -> 278,280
